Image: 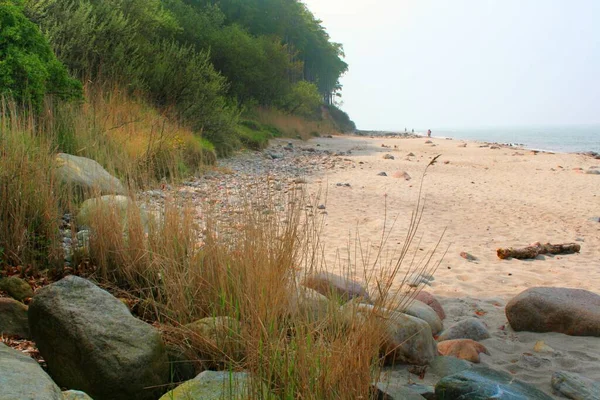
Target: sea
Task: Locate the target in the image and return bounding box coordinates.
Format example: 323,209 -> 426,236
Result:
428,125 -> 600,154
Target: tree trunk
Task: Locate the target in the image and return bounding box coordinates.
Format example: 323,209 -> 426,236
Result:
497,242 -> 580,260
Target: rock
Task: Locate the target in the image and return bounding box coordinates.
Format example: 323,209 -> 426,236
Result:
414,291 -> 446,320
505,287 -> 600,336
288,286 -> 331,322
533,340 -> 554,353
28,276 -> 169,400
62,390 -> 94,400
404,384 -> 436,400
458,143 -> 467,147
400,299 -> 443,335
551,371 -> 600,400
392,171 -> 411,180
56,153 -> 125,198
183,316 -> 244,367
317,204 -> 326,210
76,195 -> 149,230
435,366 -> 553,399
383,154 -> 395,160
437,339 -> 489,363
437,317 -> 490,342
166,343 -> 197,383
459,251 -> 477,261
302,272 -> 370,303
373,381 -> 427,399
0,276 -> 33,302
0,342 -> 63,400
350,304 -> 437,366
159,371 -> 250,400
586,169 -> 600,175
429,356 -> 473,378
425,140 -> 433,144
407,152 -> 415,157
377,172 -> 388,176
0,297 -> 30,338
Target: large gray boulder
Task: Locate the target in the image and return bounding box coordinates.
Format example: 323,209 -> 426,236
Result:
435,367 -> 553,399
28,276 -> 169,400
0,297 -> 30,338
0,343 -> 63,400
506,287 -> 600,336
56,153 -> 125,198
348,304 -> 437,366
302,272 -> 370,303
551,371 -> 600,400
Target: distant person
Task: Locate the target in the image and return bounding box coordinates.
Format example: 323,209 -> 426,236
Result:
427,129 -> 431,138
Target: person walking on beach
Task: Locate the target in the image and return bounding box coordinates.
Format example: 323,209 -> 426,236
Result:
427,129 -> 431,138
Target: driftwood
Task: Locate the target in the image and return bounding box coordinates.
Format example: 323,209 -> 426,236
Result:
497,242 -> 581,260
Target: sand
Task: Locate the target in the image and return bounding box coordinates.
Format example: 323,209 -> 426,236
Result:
293,134 -> 600,397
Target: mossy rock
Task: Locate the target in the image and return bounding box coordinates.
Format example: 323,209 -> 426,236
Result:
0,276 -> 33,302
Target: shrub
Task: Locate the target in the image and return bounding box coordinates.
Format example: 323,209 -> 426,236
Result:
0,0 -> 81,109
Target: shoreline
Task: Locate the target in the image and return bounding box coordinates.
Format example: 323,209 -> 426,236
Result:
354,130 -> 600,157
149,134 -> 599,398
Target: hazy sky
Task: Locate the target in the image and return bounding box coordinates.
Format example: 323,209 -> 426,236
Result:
303,0 -> 600,131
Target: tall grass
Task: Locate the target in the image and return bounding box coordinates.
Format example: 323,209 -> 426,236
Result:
254,107 -> 340,140
0,99 -> 63,269
82,169 -> 444,398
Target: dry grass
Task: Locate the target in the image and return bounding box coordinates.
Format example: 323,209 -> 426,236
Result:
81,170 -> 444,398
254,107 -> 340,140
0,99 -> 63,269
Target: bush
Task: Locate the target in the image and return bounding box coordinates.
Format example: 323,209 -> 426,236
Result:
280,81 -> 322,118
0,1 -> 81,109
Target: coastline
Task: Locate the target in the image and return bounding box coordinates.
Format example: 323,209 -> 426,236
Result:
160,134 -> 599,397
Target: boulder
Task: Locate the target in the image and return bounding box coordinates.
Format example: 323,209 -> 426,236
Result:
0,342 -> 63,400
349,304 -> 437,366
373,382 -> 426,399
302,272 -> 370,303
414,291 -> 446,319
437,339 -> 489,363
76,195 -> 148,230
0,297 -> 30,338
551,371 -> 600,400
437,317 -> 490,342
435,367 -> 553,399
506,287 -> 600,336
184,316 -> 245,367
56,153 -> 125,198
28,276 -> 169,400
0,276 -> 33,302
288,286 -> 331,322
159,371 -> 250,400
429,356 -> 473,378
401,299 -> 443,335
62,390 -> 94,400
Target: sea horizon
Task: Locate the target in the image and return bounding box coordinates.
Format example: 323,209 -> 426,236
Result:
370,125 -> 600,154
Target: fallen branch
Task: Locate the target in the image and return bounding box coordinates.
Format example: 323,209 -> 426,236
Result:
497,242 -> 581,260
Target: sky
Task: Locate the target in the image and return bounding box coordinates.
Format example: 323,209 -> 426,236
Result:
302,0 -> 600,131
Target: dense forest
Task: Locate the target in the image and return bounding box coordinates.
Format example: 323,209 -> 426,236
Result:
1,0 -> 355,156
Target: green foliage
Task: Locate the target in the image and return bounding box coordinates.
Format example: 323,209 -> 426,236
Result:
325,105 -> 356,133
236,120 -> 279,150
0,0 -> 81,108
281,81 -> 322,118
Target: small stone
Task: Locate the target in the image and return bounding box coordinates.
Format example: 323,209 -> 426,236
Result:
377,172 -> 388,176
407,152 -> 415,157
533,340 -> 554,353
437,317 -> 490,342
0,276 -> 33,302
383,154 -> 395,160
317,204 -> 326,210
392,171 -> 411,180
551,371 -> 600,400
459,251 -> 477,261
302,272 -> 370,303
437,339 -> 490,363
414,291 -> 446,320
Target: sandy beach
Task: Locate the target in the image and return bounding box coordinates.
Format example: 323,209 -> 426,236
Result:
293,134 -> 600,397
165,133 -> 600,397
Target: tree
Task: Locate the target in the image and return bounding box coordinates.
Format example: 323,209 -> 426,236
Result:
0,0 -> 81,108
